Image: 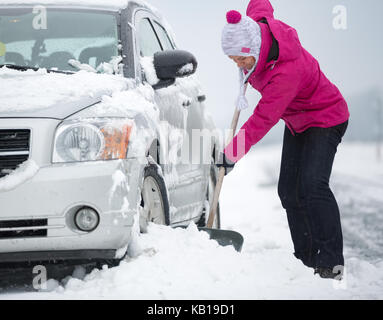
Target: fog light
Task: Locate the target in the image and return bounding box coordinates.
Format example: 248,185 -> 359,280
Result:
75,207 -> 99,232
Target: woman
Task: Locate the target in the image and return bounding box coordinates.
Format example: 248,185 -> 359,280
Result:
217,0 -> 350,280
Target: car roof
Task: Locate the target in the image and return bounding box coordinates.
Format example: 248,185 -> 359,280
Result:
0,0 -> 153,12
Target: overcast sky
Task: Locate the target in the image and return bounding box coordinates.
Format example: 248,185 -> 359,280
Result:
150,0 -> 382,141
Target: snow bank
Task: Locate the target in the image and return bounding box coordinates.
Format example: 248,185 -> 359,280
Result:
0,160 -> 39,192
2,143 -> 382,300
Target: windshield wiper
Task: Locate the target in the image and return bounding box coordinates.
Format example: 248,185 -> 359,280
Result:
0,64 -> 74,75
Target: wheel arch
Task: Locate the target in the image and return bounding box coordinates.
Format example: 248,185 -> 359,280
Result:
146,138 -> 161,164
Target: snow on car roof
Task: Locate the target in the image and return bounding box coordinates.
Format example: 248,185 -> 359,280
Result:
0,0 -> 153,11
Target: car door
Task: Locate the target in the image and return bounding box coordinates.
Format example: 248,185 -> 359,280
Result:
134,11 -> 203,224
152,20 -> 215,224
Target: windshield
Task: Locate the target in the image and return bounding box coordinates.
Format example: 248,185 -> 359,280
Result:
0,8 -> 120,73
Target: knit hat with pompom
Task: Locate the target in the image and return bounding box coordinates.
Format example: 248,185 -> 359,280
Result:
221,10 -> 262,63
221,10 -> 262,111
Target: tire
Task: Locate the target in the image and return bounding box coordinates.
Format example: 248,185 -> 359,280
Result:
139,162 -> 170,233
198,160 -> 221,229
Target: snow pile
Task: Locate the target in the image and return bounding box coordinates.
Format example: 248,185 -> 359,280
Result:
3,143 -> 383,299
0,67 -> 129,113
83,82 -> 158,120
0,160 -> 39,192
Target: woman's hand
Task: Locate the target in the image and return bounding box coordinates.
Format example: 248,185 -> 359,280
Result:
216,152 -> 236,176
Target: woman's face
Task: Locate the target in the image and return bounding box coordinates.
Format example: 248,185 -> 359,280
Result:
229,56 -> 256,70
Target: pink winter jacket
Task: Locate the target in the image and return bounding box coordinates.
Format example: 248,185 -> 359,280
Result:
224,0 -> 350,162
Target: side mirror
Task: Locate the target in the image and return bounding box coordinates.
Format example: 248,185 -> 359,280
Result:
153,50 -> 197,89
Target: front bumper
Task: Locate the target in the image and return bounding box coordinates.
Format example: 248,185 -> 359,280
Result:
0,250 -> 116,263
0,159 -> 145,261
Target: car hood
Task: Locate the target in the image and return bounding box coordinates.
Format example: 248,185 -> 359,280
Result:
0,67 -> 130,120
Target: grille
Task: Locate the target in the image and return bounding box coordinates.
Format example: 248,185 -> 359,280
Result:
0,129 -> 30,152
0,129 -> 30,178
0,219 -> 48,239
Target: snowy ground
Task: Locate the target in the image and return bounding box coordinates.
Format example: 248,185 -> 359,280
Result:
1,142 -> 383,300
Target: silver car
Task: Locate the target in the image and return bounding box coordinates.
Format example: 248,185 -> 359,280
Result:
0,1 -> 221,266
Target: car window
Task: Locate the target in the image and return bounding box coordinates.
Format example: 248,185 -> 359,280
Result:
0,8 -> 119,72
152,21 -> 174,50
137,18 -> 162,57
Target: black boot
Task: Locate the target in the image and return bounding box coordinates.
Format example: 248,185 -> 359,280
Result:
314,267 -> 343,280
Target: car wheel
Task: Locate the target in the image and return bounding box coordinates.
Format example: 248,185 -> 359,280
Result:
198,160 -> 221,229
139,162 -> 170,233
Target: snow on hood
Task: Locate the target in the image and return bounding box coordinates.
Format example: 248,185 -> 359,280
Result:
0,67 -> 130,119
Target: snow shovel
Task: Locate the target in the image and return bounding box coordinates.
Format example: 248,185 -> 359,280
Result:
180,105 -> 244,252
180,88 -> 246,252
202,104 -> 244,252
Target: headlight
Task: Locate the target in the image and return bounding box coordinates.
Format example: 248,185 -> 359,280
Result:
75,207 -> 99,232
53,119 -> 134,163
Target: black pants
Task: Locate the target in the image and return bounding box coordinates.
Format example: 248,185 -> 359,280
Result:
278,121 -> 348,269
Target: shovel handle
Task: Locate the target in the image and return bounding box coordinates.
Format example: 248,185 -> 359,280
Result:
207,107 -> 242,228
